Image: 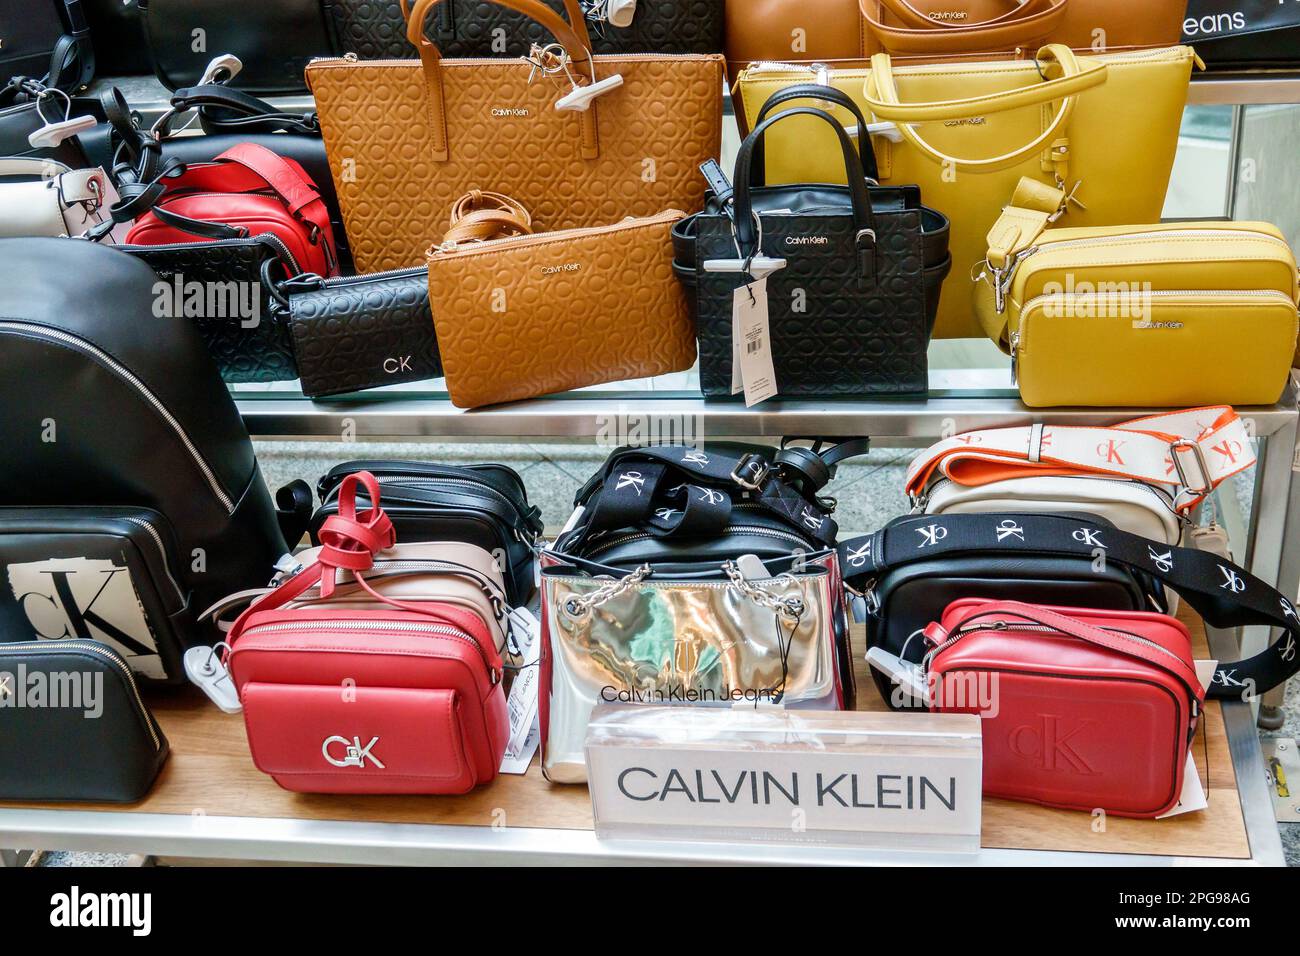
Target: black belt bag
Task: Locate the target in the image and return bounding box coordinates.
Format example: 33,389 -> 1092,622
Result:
0,639 -> 168,801
840,512 -> 1300,707
675,88 -> 950,399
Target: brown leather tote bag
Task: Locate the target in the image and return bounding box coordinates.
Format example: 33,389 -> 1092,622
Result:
309,0 -> 724,273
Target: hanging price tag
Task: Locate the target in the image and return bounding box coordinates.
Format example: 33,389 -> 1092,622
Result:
734,278 -> 778,406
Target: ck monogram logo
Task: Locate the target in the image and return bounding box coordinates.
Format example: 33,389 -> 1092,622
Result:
1213,668 -> 1246,689
1072,528 -> 1104,548
1218,565 -> 1247,593
1213,440 -> 1243,465
7,557 -> 163,680
697,488 -> 725,505
322,735 -> 384,769
845,542 -> 872,568
1008,715 -> 1098,775
382,355 -> 413,375
1148,547 -> 1174,573
954,434 -> 982,445
1096,440 -> 1126,465
682,451 -> 709,466
1282,597 -> 1298,622
615,471 -> 646,495
1280,633 -> 1297,663
800,507 -> 822,531
995,519 -> 1024,542
916,524 -> 948,548
654,508 -> 680,521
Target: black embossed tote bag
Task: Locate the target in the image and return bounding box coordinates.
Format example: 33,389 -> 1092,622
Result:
676,93 -> 950,400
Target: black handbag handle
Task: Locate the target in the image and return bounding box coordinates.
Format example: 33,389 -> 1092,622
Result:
732,107 -> 878,272
169,84 -> 321,136
838,513 -> 1300,700
750,84 -> 881,184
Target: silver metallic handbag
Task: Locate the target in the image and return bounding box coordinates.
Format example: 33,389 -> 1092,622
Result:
540,551 -> 850,784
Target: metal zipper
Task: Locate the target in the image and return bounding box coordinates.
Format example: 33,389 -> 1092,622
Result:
587,524 -> 810,557
117,231 -> 303,276
740,46 -> 1193,80
317,266 -> 426,287
928,619 -> 1189,670
924,473 -> 1178,516
430,209 -> 680,256
123,516 -> 186,603
0,640 -> 160,750
239,619 -> 496,679
0,322 -> 234,513
302,558 -> 509,610
370,475 -> 519,513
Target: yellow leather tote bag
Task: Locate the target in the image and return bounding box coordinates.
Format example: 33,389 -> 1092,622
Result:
734,45 -> 1197,338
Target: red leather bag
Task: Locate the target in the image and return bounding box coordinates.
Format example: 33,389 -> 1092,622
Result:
125,142 -> 339,277
925,598 -> 1204,818
225,472 -> 508,795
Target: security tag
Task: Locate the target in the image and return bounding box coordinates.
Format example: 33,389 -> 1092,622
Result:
199,54 -> 243,85
183,645 -> 242,714
702,255 -> 786,279
735,553 -> 769,581
866,646 -> 930,706
28,115 -> 97,148
556,73 -> 624,111
605,0 -> 637,27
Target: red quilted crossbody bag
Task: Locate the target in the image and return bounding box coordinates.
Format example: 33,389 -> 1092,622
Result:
924,598 -> 1205,818
225,472 -> 508,794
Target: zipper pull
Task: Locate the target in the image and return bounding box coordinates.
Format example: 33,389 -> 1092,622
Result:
1009,331 -> 1020,385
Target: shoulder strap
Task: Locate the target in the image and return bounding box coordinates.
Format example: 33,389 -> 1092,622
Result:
906,406 -> 1254,513
169,84 -> 321,136
212,143 -> 326,222
838,512 -> 1300,699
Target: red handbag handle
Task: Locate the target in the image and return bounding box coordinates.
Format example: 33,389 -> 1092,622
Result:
225,471 -> 473,650
212,142 -> 326,223
942,600 -> 1205,699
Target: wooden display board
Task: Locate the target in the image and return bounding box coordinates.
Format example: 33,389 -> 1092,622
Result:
1,614 -> 1250,860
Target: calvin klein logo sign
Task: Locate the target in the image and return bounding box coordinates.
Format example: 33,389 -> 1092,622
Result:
929,10 -> 969,20
615,766 -> 957,811
383,355 -> 413,375
7,557 -> 163,680
785,236 -> 829,246
601,684 -> 781,704
490,107 -> 530,117
322,735 -> 384,768
541,262 -> 581,276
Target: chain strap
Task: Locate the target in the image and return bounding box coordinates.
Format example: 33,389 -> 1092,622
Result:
561,563 -> 652,620
722,562 -> 806,624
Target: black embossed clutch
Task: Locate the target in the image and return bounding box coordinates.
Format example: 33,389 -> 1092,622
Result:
285,268 -> 442,398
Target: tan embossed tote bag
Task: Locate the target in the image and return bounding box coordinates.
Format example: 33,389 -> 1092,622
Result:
308,0 -> 724,272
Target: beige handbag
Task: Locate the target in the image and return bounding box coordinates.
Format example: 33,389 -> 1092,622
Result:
307,0 -> 725,273
735,44 -> 1198,338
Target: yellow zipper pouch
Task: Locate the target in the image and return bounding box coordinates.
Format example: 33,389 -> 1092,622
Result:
974,178 -> 1299,408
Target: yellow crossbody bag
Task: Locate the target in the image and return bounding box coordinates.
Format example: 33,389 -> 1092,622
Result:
973,178 -> 1300,408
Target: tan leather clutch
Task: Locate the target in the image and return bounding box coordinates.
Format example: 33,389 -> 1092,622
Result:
427,210 -> 696,408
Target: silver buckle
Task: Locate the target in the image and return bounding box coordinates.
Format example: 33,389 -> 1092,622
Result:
730,454 -> 769,491
1170,439 -> 1214,497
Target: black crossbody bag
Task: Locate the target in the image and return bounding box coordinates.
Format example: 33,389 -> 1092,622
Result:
675,95 -> 950,400
839,512 -> 1300,706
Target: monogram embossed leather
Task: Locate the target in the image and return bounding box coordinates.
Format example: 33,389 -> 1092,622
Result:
427,210 -> 695,408
308,0 -> 724,273
326,0 -> 723,60
692,107 -> 933,398
287,269 -> 441,397
117,237 -> 299,383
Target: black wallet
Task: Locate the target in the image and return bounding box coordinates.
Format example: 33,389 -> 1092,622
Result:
0,640 -> 169,802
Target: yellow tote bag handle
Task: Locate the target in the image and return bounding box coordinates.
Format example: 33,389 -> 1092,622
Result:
863,45 -> 1108,173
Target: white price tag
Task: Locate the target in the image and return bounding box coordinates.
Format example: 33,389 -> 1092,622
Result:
500,608 -> 542,774
734,278 -> 778,406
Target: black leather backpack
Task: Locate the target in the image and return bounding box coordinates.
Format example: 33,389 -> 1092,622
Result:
0,238 -> 288,681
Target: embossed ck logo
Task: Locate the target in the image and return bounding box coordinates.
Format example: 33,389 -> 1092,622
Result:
1008,715 -> 1097,775
382,356 -> 412,374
